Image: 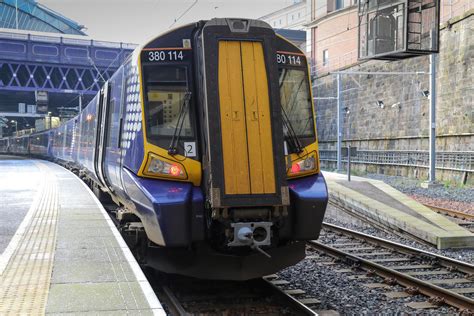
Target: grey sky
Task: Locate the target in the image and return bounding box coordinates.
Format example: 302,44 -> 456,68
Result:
41,0 -> 294,44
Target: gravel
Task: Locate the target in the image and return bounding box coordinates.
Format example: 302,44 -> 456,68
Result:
324,205 -> 474,264
276,208 -> 473,315
278,252 -> 458,314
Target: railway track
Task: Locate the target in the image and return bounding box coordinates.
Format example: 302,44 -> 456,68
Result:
422,203 -> 474,232
145,269 -> 320,315
310,223 -> 474,312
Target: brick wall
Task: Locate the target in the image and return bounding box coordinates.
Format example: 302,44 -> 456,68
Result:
314,10 -> 474,184
309,0 -> 474,75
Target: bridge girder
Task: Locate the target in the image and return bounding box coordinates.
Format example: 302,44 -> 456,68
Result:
0,60 -> 113,94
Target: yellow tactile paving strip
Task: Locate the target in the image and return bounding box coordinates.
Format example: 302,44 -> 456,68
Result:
0,162 -> 58,315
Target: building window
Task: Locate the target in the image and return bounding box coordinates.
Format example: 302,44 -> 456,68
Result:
292,14 -> 294,20
279,19 -> 282,25
298,12 -> 301,18
336,0 -> 343,10
323,49 -> 329,66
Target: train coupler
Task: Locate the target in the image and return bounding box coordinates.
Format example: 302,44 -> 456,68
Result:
227,222 -> 273,258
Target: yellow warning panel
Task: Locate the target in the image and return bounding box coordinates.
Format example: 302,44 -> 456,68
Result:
218,41 -> 251,194
218,40 -> 276,195
241,41 -> 275,194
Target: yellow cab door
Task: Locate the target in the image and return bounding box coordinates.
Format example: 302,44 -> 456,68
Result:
218,40 -> 276,195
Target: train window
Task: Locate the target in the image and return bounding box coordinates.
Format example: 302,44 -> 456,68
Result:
278,68 -> 315,139
143,66 -> 193,141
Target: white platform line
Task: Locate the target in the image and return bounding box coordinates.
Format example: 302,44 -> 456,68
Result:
0,161 -> 45,276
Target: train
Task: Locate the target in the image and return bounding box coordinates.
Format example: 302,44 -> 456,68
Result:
0,18 -> 328,280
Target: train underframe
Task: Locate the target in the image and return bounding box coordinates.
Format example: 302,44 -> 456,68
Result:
114,173 -> 328,280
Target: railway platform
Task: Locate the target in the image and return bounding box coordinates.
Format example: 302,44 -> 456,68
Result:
0,156 -> 165,315
323,171 -> 474,249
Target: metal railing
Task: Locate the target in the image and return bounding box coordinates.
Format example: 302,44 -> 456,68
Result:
0,30 -> 137,50
310,50 -> 359,76
319,150 -> 474,172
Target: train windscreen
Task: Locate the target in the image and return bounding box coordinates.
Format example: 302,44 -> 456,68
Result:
278,68 -> 315,140
143,65 -> 193,142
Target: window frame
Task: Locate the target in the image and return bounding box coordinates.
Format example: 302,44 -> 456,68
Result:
322,49 -> 329,66
141,64 -> 197,148
277,65 -> 316,143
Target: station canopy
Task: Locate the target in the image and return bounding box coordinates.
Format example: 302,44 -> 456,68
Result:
0,0 -> 86,35
358,0 -> 440,60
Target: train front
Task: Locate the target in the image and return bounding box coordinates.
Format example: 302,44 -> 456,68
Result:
123,18 -> 328,280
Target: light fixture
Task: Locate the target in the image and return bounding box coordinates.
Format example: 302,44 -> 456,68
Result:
391,102 -> 401,109
376,100 -> 384,109
421,90 -> 430,97
144,153 -> 187,180
287,152 -> 317,177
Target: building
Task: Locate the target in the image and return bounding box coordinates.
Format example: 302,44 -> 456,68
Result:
0,0 -> 134,137
307,0 -> 474,76
309,0 -> 474,184
259,0 -> 309,53
260,0 -> 308,30
0,0 -> 86,35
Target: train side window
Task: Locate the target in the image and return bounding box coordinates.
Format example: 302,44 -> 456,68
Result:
143,66 -> 193,141
106,70 -> 124,149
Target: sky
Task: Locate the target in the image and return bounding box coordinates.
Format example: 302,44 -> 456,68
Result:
41,0 -> 295,44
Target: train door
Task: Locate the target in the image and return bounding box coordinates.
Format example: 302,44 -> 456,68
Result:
201,19 -> 288,209
103,69 -> 125,192
218,41 -> 276,195
94,85 -> 109,187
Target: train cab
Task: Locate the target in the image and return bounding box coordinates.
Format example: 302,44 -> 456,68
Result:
116,18 -> 328,279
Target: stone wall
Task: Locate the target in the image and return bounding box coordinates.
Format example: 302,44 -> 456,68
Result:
314,10 -> 474,184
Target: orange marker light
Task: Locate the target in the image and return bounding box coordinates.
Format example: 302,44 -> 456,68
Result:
170,164 -> 181,176
291,163 -> 300,174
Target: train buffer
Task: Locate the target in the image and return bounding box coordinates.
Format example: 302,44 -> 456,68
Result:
0,156 -> 165,315
323,171 -> 474,249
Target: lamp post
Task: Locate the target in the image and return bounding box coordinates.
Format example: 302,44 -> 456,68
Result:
344,107 -> 351,181
11,120 -> 18,136
47,112 -> 52,129
15,0 -> 19,30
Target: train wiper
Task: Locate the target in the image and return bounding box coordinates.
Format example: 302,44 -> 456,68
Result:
168,91 -> 192,155
281,106 -> 303,154
279,68 -> 303,154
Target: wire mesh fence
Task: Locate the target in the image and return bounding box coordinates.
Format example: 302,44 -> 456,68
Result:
319,149 -> 474,172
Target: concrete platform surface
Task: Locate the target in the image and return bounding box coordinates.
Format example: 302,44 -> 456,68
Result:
0,157 -> 165,315
323,171 -> 474,249
0,156 -> 41,254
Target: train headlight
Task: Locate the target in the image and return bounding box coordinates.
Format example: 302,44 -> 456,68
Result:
288,153 -> 317,176
145,154 -> 187,179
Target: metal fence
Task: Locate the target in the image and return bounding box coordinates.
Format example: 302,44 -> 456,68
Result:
319,150 -> 474,172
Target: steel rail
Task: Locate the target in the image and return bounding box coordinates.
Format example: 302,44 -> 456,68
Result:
422,203 -> 474,221
322,222 -> 474,274
311,224 -> 474,311
327,200 -> 433,247
161,285 -> 189,316
261,278 -> 318,316
156,277 -> 318,315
